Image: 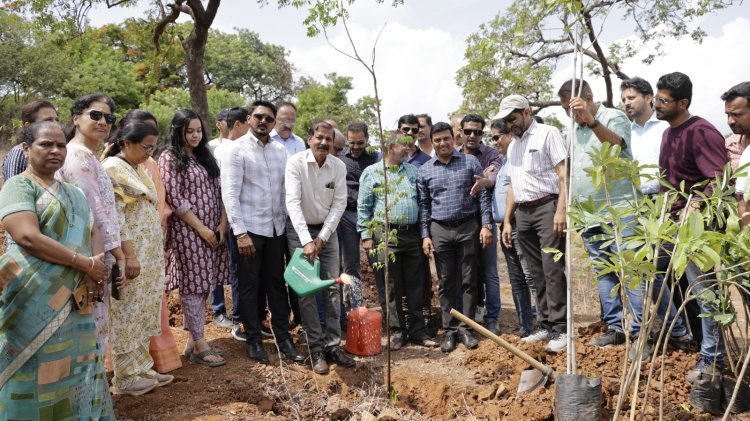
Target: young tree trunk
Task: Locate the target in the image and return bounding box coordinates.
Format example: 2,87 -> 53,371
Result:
183,31 -> 209,125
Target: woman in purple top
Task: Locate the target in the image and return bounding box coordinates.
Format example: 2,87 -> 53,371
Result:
158,109 -> 229,367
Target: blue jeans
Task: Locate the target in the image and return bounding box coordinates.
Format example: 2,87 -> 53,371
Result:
477,224 -> 500,320
582,223 -> 687,338
684,262 -> 724,360
500,225 -> 534,334
211,228 -> 241,323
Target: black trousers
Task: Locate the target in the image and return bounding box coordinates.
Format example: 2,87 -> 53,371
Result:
431,218 -> 479,333
235,231 -> 291,344
367,227 -> 427,337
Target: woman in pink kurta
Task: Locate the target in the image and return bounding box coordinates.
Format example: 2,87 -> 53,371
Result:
158,109 -> 229,367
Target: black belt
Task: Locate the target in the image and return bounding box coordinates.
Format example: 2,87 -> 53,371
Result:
433,215 -> 474,227
391,224 -> 417,231
518,194 -> 558,208
307,223 -> 324,230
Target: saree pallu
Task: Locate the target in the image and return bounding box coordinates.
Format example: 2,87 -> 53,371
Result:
0,176 -> 114,421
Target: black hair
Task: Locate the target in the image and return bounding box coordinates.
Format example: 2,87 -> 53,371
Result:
558,79 -> 592,98
225,107 -> 250,129
720,81 -> 750,104
249,100 -> 277,117
105,122 -> 159,158
460,113 -> 486,130
164,109 -> 219,178
276,101 -> 297,113
397,114 -> 419,128
620,77 -> 654,97
490,119 -> 510,134
347,121 -> 368,138
22,121 -> 64,146
430,122 -> 453,140
533,115 -> 545,124
16,99 -> 58,145
108,109 -> 158,144
656,72 -> 692,108
66,93 -> 117,141
416,113 -> 432,126
311,121 -> 335,135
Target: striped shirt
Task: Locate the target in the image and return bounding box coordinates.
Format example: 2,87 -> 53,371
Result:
271,130 -> 307,156
220,132 -> 287,237
507,120 -> 567,203
417,151 -> 492,238
356,162 -> 419,240
2,144 -> 27,181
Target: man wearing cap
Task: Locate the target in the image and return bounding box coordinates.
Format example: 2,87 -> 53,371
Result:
498,94 -> 570,354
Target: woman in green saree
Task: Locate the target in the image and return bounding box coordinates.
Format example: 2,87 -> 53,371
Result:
0,121 -> 114,420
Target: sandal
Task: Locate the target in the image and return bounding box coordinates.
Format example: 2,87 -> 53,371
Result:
111,377 -> 158,396
183,347 -> 224,358
189,348 -> 226,367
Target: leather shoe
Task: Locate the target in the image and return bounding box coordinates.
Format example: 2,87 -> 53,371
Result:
325,347 -> 356,368
279,339 -> 304,363
459,330 -> 478,349
390,335 -> 406,351
441,331 -> 457,353
246,342 -> 269,365
310,352 -> 329,374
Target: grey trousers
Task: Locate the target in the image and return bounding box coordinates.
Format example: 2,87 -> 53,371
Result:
514,199 -> 567,334
286,220 -> 342,354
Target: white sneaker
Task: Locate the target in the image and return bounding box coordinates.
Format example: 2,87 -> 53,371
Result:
522,328 -> 551,343
474,305 -> 486,324
546,333 -> 568,354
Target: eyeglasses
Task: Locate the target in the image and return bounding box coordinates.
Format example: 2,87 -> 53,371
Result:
462,129 -> 483,137
348,140 -> 366,146
334,146 -> 344,152
278,118 -> 296,126
253,114 -> 275,124
139,144 -> 156,154
401,127 -> 419,135
87,110 -> 116,125
491,135 -> 502,142
654,97 -> 676,106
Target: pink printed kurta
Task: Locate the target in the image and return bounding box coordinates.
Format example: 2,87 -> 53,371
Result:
158,152 -> 229,295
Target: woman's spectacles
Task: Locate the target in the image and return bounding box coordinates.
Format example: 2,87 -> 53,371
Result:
87,110 -> 116,125
139,144 -> 156,154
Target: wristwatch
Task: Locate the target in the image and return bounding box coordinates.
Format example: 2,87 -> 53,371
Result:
484,224 -> 493,230
587,119 -> 600,129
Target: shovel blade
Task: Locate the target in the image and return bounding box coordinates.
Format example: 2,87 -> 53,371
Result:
517,368 -> 548,396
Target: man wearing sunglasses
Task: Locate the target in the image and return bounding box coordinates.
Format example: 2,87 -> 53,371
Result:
222,100 -> 304,365
271,102 -> 307,156
458,114 -> 503,335
398,114 -> 430,167
339,122 -> 380,288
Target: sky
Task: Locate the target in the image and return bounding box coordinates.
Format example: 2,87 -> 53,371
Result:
88,0 -> 750,134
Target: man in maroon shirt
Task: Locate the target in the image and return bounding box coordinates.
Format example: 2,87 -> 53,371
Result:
655,71 -> 729,382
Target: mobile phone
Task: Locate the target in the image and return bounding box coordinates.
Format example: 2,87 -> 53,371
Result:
111,264 -> 121,300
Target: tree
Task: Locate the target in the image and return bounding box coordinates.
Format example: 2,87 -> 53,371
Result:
294,73 -> 377,136
204,29 -> 294,103
455,0 -> 739,116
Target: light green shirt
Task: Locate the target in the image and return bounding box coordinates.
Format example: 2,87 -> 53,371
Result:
356,162 -> 419,240
571,105 -> 636,225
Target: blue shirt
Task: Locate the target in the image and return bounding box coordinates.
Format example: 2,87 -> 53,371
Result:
407,149 -> 431,167
492,155 -> 509,223
417,150 -> 492,238
356,162 -> 420,240
2,144 -> 27,182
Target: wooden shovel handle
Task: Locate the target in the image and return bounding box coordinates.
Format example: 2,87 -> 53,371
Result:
450,309 -> 555,378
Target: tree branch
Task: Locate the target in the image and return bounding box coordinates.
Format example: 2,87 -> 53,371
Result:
153,2 -> 182,52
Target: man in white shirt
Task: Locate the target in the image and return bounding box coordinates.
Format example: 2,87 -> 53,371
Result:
208,108 -> 230,156
285,121 -> 356,375
271,102 -> 307,156
222,100 -> 304,365
620,77 -> 670,194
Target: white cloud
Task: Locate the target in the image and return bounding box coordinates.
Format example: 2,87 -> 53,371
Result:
289,21 -> 464,129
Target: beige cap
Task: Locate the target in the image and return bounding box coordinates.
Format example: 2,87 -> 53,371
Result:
492,95 -> 530,120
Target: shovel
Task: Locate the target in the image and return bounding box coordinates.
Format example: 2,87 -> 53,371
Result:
451,309 -> 555,395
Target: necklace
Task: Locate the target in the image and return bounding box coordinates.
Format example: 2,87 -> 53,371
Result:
24,172 -> 77,228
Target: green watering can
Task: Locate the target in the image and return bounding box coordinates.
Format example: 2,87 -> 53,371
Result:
284,248 -> 351,297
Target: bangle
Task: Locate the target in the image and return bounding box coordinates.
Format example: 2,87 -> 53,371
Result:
89,257 -> 95,272
71,252 -> 77,266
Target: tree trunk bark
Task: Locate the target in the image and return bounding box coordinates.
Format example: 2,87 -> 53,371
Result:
183,31 -> 209,125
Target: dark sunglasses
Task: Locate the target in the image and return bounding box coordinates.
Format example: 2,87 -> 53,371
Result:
334,146 -> 344,152
401,127 -> 419,135
253,114 -> 275,124
492,135 -> 502,142
462,129 -> 483,137
87,110 -> 116,125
